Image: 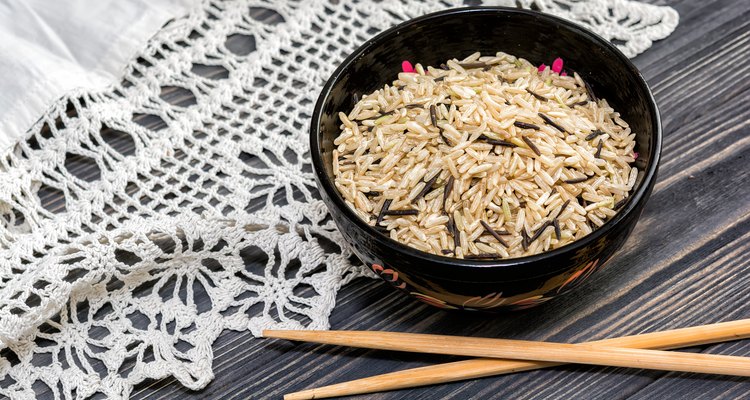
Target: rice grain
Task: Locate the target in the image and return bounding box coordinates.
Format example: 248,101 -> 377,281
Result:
332,52 -> 638,259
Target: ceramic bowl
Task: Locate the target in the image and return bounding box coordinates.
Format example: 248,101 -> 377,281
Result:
310,7 -> 661,311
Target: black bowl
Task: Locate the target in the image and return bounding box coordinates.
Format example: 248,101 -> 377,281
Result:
310,7 -> 661,311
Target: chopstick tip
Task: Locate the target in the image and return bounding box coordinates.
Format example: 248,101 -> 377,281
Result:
284,389 -> 318,400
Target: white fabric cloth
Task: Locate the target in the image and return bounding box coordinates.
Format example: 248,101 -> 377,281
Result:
0,1 -> 678,398
0,0 -> 199,151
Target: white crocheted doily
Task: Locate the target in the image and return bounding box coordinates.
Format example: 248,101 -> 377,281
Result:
0,0 -> 677,398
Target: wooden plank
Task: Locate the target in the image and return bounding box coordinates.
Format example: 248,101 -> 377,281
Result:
128,0 -> 750,398
18,0 -> 749,398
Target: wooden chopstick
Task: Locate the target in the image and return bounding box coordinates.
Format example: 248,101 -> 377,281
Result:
264,329 -> 750,376
264,320 -> 750,399
279,319 -> 750,399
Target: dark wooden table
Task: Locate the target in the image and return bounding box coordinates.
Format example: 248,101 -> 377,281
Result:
35,0 -> 750,399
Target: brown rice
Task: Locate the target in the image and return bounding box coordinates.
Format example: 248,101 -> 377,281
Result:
332,52 -> 638,259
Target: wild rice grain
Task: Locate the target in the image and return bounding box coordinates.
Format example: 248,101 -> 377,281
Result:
521,229 -> 530,251
528,220 -> 551,244
465,253 -> 500,259
443,176 -> 455,210
376,199 -> 392,226
429,105 -> 438,127
383,209 -> 419,216
411,172 -> 441,204
583,79 -> 598,102
553,218 -> 561,240
585,130 -> 605,141
514,121 -> 541,130
481,220 -> 509,248
449,217 -> 460,250
527,90 -> 548,102
538,113 -> 567,133
480,135 -> 518,147
522,136 -> 542,156
556,199 -> 571,218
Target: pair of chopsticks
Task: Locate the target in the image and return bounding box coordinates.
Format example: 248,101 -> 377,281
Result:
263,319 -> 750,399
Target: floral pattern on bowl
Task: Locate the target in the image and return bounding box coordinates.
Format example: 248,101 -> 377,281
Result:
369,254 -> 604,311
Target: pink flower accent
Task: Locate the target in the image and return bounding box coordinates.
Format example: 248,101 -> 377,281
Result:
561,72 -> 567,77
538,64 -> 547,72
401,60 -> 415,73
551,57 -> 564,74
382,268 -> 399,282
633,152 -> 639,159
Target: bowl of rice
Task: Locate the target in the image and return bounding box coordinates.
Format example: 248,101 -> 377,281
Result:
310,7 -> 661,311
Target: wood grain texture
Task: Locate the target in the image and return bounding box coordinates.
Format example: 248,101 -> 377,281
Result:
128,1 -> 750,398
21,0 -> 750,399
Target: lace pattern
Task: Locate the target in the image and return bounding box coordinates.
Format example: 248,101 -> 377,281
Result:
0,0 -> 677,398
499,0 -> 679,57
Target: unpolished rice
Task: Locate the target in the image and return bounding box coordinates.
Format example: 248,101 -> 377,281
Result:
332,51 -> 638,259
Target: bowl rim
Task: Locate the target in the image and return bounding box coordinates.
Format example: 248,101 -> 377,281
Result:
310,6 -> 662,274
